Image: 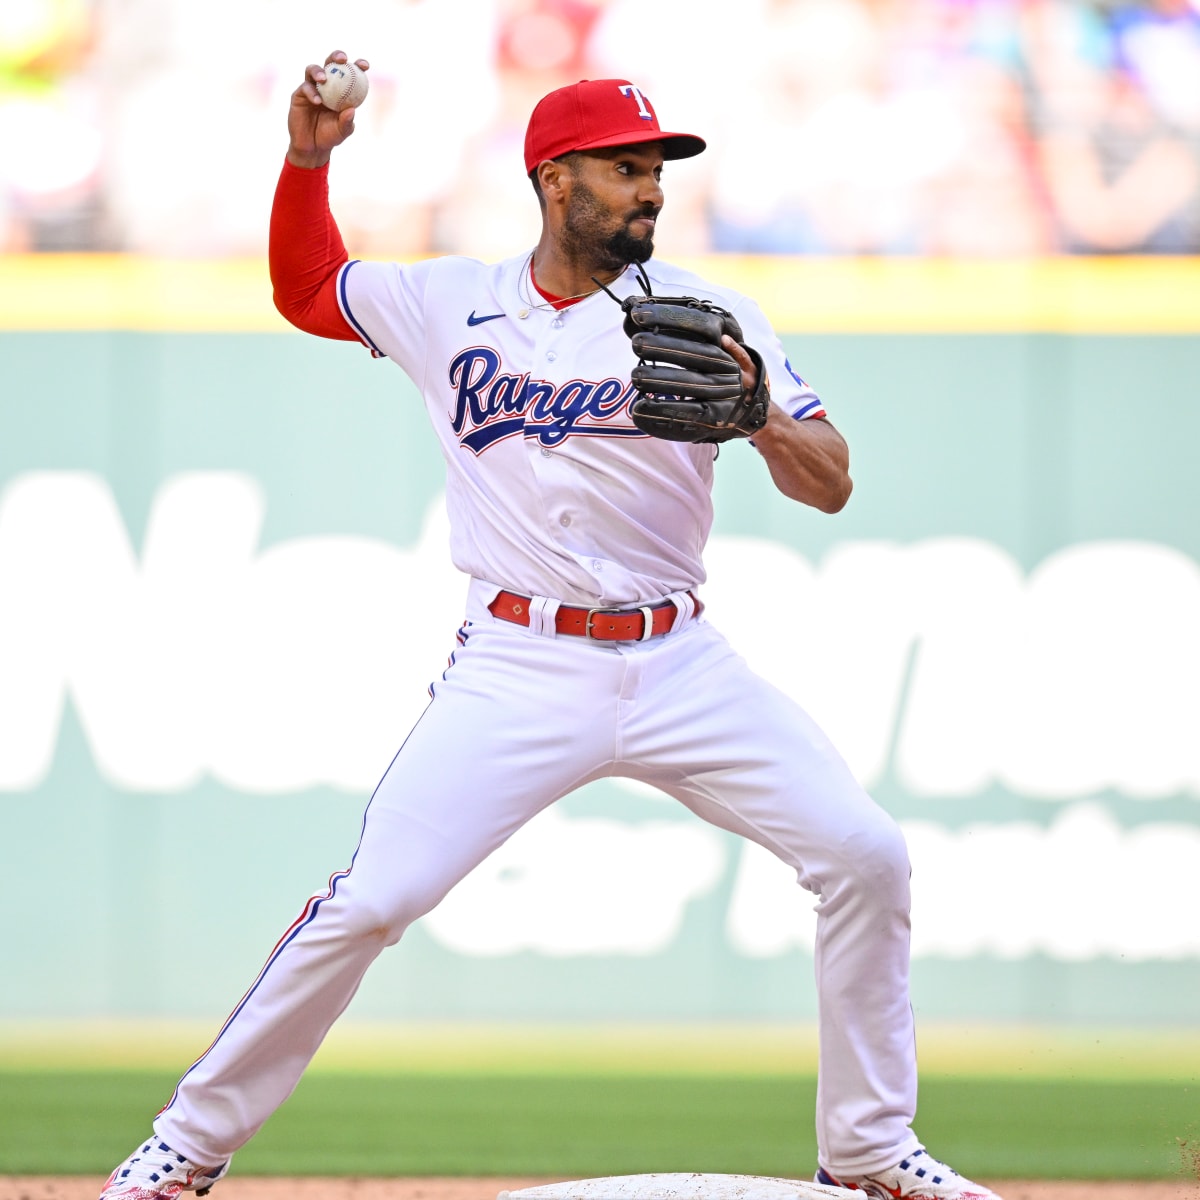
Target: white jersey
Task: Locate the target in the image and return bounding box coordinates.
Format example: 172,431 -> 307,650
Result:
337,252 -> 825,606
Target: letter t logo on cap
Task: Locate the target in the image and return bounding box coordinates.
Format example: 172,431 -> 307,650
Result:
619,83 -> 653,120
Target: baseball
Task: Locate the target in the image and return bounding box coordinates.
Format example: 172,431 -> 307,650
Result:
316,61 -> 368,112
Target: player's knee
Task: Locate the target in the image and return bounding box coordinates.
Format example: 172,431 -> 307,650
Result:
335,875 -> 448,944
335,896 -> 406,944
841,813 -> 911,907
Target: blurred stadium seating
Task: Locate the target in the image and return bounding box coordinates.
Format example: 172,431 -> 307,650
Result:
3,0 -> 1200,257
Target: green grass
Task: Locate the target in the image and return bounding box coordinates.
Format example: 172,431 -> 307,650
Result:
4,1020 -> 1200,1080
2,1071 -> 1196,1180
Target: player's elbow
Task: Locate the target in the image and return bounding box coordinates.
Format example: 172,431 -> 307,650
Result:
272,290 -> 315,336
819,471 -> 853,514
272,288 -> 299,327
272,288 -> 312,332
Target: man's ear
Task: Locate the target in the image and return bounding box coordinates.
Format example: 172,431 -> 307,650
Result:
537,159 -> 570,205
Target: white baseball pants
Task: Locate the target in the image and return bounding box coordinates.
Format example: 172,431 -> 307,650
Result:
156,584 -> 920,1176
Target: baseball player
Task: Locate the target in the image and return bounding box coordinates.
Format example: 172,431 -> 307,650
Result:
99,53 -> 1002,1200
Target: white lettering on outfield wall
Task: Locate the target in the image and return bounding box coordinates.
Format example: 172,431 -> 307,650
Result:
1,470 -> 1198,799
0,472 -> 457,791
700,534 -> 1200,800
422,807 -> 727,956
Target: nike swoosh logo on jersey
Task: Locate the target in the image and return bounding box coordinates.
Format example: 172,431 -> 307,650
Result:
467,311 -> 506,326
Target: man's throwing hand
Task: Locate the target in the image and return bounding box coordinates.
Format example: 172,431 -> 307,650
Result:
287,51 -> 370,169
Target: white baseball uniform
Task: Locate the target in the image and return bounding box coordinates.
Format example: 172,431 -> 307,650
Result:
153,247 -> 920,1178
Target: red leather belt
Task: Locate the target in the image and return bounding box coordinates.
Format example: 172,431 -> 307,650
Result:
488,590 -> 703,641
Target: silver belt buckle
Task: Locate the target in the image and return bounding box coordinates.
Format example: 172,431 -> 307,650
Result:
585,605 -> 657,641
584,606 -> 623,639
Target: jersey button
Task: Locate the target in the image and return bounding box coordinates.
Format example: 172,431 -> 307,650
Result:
546,351 -> 557,361
541,448 -> 552,458
592,560 -> 603,571
560,515 -> 570,526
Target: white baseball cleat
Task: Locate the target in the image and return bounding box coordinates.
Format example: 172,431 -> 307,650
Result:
98,1135 -> 230,1200
816,1148 -> 1002,1200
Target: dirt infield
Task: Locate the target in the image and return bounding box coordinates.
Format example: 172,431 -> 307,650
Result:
3,1180 -> 1199,1200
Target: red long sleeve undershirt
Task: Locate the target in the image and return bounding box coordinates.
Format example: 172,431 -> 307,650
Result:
269,159 -> 358,341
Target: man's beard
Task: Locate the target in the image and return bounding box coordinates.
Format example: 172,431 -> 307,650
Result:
603,225 -> 656,267
563,178 -> 657,270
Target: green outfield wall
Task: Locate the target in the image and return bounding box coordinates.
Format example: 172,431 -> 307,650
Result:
2,257 -> 1199,1027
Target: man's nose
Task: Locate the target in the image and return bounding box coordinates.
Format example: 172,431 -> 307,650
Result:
640,176 -> 664,206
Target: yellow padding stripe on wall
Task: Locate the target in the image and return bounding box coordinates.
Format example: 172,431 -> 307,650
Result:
0,255 -> 292,333
2,254 -> 1199,333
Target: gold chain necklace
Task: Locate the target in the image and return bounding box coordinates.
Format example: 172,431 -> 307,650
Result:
516,253 -> 626,319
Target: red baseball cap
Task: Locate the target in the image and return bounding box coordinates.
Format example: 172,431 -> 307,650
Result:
524,78 -> 706,175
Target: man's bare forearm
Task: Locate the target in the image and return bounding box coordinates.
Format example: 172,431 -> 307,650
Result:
752,408 -> 853,513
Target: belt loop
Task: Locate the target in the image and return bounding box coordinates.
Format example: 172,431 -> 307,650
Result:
637,606 -> 655,641
527,595 -> 559,637
667,590 -> 696,633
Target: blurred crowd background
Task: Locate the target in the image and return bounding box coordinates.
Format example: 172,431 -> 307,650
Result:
4,0 -> 1200,260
